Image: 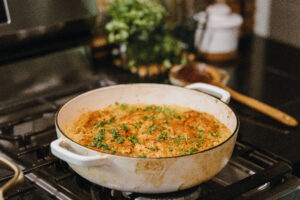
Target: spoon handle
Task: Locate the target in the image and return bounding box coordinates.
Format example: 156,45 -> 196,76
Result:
217,83 -> 298,127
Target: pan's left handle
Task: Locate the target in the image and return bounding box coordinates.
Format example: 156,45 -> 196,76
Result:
51,138 -> 109,167
185,83 -> 231,104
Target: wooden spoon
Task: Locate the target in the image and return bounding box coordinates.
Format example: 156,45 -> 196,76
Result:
170,63 -> 298,127
213,82 -> 298,127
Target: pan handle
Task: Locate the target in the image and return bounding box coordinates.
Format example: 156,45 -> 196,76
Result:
51,138 -> 110,167
0,157 -> 24,199
185,83 -> 231,104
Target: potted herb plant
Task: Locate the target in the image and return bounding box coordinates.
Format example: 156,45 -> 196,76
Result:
105,0 -> 187,78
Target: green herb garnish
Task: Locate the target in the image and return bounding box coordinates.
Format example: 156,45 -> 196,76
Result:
143,116 -> 148,120
101,144 -> 111,150
106,119 -> 114,125
129,135 -> 140,145
121,103 -> 127,110
196,130 -> 204,138
111,150 -> 117,154
162,130 -> 168,140
117,136 -> 125,144
180,149 -> 187,155
138,153 -> 147,158
121,124 -> 128,131
99,129 -> 106,135
210,131 -> 221,138
132,121 -> 143,128
147,124 -> 157,134
189,148 -> 198,154
155,107 -> 162,113
96,122 -> 105,127
156,131 -> 168,142
149,147 -> 155,151
149,114 -> 155,120
144,106 -> 153,111
110,129 -> 120,138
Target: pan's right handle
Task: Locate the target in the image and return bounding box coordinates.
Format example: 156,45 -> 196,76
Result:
185,83 -> 231,104
51,138 -> 109,167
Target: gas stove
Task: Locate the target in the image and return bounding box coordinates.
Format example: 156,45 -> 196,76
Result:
0,37 -> 300,200
1,0 -> 300,197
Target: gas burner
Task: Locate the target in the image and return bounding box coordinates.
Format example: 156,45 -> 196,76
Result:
111,186 -> 204,200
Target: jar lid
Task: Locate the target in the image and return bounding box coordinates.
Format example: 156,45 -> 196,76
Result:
194,3 -> 243,28
207,3 -> 231,16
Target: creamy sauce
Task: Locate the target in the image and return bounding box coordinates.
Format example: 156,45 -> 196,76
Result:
64,103 -> 232,158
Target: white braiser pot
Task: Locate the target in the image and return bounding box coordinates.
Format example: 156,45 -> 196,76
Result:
50,83 -> 239,193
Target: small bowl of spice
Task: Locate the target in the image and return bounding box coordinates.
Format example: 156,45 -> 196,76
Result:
169,62 -> 229,87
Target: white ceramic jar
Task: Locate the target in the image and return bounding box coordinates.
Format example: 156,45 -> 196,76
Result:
194,3 -> 243,62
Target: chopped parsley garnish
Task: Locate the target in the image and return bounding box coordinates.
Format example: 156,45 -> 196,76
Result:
90,142 -> 96,147
210,131 -> 221,138
110,129 -> 119,138
147,124 -> 157,134
132,123 -> 137,128
129,109 -> 135,113
176,136 -> 182,145
149,147 -> 155,151
156,130 -> 168,142
99,129 -> 105,135
162,107 -> 181,120
121,103 -> 127,110
106,119 -> 114,124
96,122 -> 105,127
149,114 -> 155,120
184,134 -> 189,141
196,130 -> 204,138
143,116 -> 148,120
94,132 -> 105,142
121,124 -> 128,131
111,150 -> 116,154
97,119 -> 114,127
162,130 -> 168,140
132,121 -> 142,128
180,149 -> 187,155
163,120 -> 168,124
189,148 -> 198,154
169,148 -> 173,152
138,153 -> 147,158
155,107 -> 162,113
101,144 -> 111,150
117,136 -> 125,144
90,131 -> 111,150
173,114 -> 181,119
129,135 -> 140,145
84,143 -> 88,146
144,106 -> 153,111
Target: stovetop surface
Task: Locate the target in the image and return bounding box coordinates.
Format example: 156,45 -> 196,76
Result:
0,35 -> 300,199
1,35 -> 299,169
